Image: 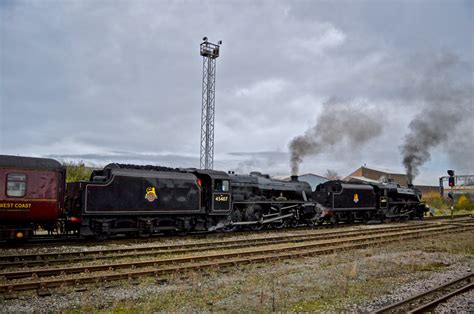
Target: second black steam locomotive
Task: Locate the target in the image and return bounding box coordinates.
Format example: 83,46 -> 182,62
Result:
313,180 -> 427,224
63,163 -> 428,239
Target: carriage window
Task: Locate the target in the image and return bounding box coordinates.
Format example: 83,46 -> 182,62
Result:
214,179 -> 230,192
7,173 -> 26,197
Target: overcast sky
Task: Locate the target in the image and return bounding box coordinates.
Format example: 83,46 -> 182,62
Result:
1,0 -> 473,185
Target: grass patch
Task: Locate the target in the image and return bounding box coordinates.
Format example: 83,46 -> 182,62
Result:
410,262 -> 448,272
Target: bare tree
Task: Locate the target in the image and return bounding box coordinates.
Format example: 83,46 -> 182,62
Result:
325,169 -> 340,180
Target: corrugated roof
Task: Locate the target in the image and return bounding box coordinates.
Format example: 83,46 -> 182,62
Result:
360,166 -> 405,175
300,173 -> 329,179
345,176 -> 381,183
272,173 -> 329,180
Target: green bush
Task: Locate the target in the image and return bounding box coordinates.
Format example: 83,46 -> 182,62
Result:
63,161 -> 93,183
422,191 -> 445,209
455,194 -> 474,211
422,191 -> 474,213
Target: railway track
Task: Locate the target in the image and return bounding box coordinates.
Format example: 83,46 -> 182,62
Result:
0,222 -> 472,297
0,221 -> 362,248
424,214 -> 471,220
1,214 -> 470,248
0,223 -> 439,269
374,273 -> 473,313
2,217 -> 471,268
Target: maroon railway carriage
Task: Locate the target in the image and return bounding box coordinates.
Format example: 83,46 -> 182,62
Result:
0,155 -> 65,240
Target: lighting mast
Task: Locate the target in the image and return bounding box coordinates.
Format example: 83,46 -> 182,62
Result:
199,37 -> 222,169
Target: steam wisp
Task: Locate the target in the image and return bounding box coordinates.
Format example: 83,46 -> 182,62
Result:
289,98 -> 383,175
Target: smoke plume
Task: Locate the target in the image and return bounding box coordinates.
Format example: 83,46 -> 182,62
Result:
400,54 -> 473,183
289,98 -> 383,175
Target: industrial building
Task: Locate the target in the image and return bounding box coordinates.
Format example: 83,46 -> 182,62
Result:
344,165 -> 439,194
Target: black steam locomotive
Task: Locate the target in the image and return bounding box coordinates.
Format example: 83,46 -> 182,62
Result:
64,164 -> 315,238
63,162 -> 427,239
313,180 -> 427,224
1,155 -> 428,240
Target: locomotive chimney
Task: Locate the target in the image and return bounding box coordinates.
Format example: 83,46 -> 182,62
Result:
290,175 -> 298,182
406,175 -> 413,187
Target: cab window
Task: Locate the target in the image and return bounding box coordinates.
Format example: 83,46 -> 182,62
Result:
214,179 -> 230,192
7,173 -> 27,197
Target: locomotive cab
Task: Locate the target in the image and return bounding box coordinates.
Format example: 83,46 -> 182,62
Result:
187,169 -> 231,215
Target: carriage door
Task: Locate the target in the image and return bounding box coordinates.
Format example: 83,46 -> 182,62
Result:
212,179 -> 231,212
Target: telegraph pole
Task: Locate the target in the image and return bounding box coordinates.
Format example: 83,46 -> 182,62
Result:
199,37 -> 222,169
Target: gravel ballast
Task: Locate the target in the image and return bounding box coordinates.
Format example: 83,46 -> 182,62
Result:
1,228 -> 472,312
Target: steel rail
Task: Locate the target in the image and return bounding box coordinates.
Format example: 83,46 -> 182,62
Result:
425,214 -> 472,220
1,223 -> 432,262
374,273 -> 473,313
0,221 -> 362,248
0,225 -> 470,285
0,225 -> 471,296
0,223 -> 434,267
0,214 -> 470,248
410,283 -> 473,313
0,224 -> 441,273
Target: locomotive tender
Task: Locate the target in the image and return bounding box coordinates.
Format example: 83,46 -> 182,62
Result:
66,163 -> 233,238
0,155 -> 428,240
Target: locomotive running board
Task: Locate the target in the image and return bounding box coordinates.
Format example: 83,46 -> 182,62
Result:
385,210 -> 414,218
262,213 -> 295,224
231,213 -> 294,226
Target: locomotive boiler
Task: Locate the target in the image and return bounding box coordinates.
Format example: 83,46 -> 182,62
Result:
226,172 -> 316,230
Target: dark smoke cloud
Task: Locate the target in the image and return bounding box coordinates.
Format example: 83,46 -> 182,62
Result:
400,54 -> 473,183
289,98 -> 383,175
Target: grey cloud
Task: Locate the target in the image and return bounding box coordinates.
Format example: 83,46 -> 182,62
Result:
1,1 -> 473,185
47,152 -> 200,169
226,151 -> 288,158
